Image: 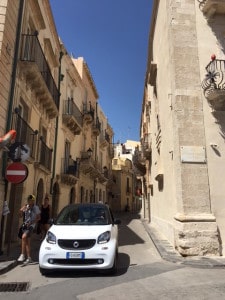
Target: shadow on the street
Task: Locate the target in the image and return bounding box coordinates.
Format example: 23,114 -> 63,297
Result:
114,212 -> 141,225
118,212 -> 145,247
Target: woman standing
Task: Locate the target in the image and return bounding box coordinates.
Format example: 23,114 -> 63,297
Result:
40,196 -> 51,240
18,194 -> 40,263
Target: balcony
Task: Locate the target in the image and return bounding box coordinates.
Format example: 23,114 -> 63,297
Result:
79,151 -> 107,183
201,58 -> 225,110
96,165 -> 108,183
99,131 -> 109,149
106,170 -> 114,189
62,99 -> 83,135
100,131 -> 110,148
35,138 -> 52,173
198,0 -> 225,18
20,34 -> 59,118
109,145 -> 114,159
142,133 -> 152,159
83,102 -> 94,124
92,117 -> 101,136
133,147 -> 146,176
79,151 -> 95,174
9,112 -> 38,161
61,157 -> 79,185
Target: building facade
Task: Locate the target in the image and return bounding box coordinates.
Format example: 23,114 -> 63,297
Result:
138,0 -> 225,256
0,0 -> 114,254
112,140 -> 141,212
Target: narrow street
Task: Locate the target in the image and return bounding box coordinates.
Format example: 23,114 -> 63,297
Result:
1,213 -> 225,299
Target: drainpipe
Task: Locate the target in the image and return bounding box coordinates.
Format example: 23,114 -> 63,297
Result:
94,102 -> 98,202
50,50 -> 64,194
0,0 -> 25,253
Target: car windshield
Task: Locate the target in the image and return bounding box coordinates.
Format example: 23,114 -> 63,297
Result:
55,204 -> 111,225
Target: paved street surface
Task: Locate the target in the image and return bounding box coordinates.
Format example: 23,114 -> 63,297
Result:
1,212 -> 225,299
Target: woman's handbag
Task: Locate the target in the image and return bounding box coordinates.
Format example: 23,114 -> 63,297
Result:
18,223 -> 27,239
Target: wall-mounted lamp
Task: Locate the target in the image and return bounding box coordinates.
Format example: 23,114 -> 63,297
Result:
14,107 -> 20,114
31,130 -> 38,135
210,143 -> 218,148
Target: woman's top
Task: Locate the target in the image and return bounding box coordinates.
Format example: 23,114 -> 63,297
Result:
40,205 -> 50,224
23,204 -> 40,229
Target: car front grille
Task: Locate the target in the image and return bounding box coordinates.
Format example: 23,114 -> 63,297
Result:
49,258 -> 104,265
58,239 -> 96,250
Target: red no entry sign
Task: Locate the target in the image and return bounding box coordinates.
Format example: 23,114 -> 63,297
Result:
5,162 -> 28,184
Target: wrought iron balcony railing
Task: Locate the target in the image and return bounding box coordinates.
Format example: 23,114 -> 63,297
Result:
201,58 -> 225,110
61,157 -> 79,184
10,112 -> 38,160
62,99 -> 83,135
37,138 -> 52,172
83,102 -> 94,124
20,34 -> 59,117
92,117 -> 101,136
100,131 -> 110,148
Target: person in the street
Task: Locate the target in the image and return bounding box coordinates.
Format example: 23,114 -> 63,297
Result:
39,196 -> 51,240
17,194 -> 40,263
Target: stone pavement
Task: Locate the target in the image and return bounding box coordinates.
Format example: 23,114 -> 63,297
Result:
1,213 -> 225,275
0,231 -> 42,275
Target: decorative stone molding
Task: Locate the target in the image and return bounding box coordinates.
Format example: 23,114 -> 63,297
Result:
175,212 -> 220,256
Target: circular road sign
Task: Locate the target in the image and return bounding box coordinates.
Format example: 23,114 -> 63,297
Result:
5,162 -> 28,184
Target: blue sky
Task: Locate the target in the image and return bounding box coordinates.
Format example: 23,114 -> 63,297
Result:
49,0 -> 152,143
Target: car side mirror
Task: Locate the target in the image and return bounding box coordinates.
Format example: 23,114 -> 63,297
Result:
48,218 -> 54,225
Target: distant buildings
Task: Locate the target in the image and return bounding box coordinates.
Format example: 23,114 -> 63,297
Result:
112,140 -> 141,212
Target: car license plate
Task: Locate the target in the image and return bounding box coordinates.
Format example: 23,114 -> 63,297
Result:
66,252 -> 85,259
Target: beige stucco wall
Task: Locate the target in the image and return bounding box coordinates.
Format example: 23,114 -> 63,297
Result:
148,0 -> 177,243
143,0 -> 224,256
0,0 -> 19,218
196,4 -> 225,254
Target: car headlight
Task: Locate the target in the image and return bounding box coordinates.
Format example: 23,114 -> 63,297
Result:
97,231 -> 111,244
46,231 -> 56,244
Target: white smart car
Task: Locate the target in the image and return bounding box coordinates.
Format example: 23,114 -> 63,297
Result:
39,203 -> 121,276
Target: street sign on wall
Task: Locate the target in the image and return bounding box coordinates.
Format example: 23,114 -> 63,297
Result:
5,162 -> 28,184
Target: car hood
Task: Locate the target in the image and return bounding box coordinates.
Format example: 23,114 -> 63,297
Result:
49,224 -> 114,239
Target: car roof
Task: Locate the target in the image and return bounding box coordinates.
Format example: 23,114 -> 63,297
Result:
62,203 -> 109,210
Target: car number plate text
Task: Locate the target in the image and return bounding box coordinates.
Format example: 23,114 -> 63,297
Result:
66,252 -> 85,259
